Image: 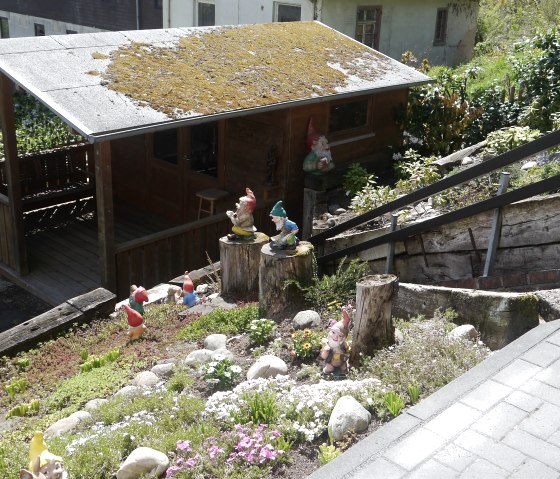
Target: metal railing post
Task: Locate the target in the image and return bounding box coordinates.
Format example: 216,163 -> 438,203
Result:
483,172 -> 510,277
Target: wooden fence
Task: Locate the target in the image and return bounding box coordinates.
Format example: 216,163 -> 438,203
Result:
0,194 -> 16,270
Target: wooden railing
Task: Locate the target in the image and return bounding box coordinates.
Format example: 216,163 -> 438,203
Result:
0,193 -> 16,270
0,143 -> 95,210
114,202 -> 275,299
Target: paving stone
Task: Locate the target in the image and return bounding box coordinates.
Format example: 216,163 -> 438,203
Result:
460,380 -> 513,411
349,458 -> 406,479
545,329 -> 560,347
492,359 -> 542,389
535,358 -> 560,389
521,341 -> 560,367
425,402 -> 481,439
454,429 -> 526,472
509,458 -> 560,479
503,428 -> 560,470
521,379 -> 560,407
433,444 -> 477,472
519,402 -> 560,440
383,428 -> 446,471
504,390 -> 543,413
471,402 -> 529,440
407,459 -> 458,478
545,429 -> 560,448
458,458 -> 508,479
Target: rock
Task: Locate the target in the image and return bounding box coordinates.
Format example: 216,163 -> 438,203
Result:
447,324 -> 478,342
293,310 -> 321,329
184,349 -> 213,365
116,447 -> 169,479
327,218 -> 336,227
204,334 -> 227,351
84,398 -> 108,412
115,385 -> 142,399
132,371 -> 160,387
156,357 -> 177,365
461,156 -> 473,165
196,283 -> 209,294
334,208 -> 346,215
394,328 -> 404,344
521,160 -> 538,170
328,204 -> 341,215
211,348 -> 234,361
45,410 -> 91,439
247,355 -> 288,380
328,396 -> 371,441
151,363 -> 175,378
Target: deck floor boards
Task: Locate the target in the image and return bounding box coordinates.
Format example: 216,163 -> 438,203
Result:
17,201 -> 177,305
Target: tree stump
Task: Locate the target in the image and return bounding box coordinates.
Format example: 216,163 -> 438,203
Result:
259,242 -> 314,317
220,234 -> 269,295
350,274 -> 398,366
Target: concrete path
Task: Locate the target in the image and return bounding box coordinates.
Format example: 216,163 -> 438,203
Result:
308,319 -> 560,479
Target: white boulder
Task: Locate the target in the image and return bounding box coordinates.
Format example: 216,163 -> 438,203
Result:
447,324 -> 478,342
132,371 -> 160,387
116,447 -> 169,479
204,334 -> 228,351
293,310 -> 321,329
328,395 -> 371,441
247,355 -> 288,380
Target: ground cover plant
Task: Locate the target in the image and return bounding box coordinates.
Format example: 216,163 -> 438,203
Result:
0,290 -> 490,478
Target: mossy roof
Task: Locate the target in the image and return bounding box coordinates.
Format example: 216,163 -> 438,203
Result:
0,22 -> 429,142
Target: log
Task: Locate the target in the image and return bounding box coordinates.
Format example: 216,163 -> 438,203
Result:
259,242 -> 314,317
220,234 -> 269,295
350,274 -> 398,365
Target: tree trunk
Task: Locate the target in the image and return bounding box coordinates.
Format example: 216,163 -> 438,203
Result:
350,274 -> 398,366
220,235 -> 268,295
259,242 -> 314,317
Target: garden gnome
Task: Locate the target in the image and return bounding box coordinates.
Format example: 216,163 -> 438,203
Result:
123,303 -> 147,340
226,187 -> 257,241
22,431 -> 67,479
129,285 -> 149,315
180,271 -> 199,307
269,200 -> 299,251
320,307 -> 351,375
303,118 -> 334,175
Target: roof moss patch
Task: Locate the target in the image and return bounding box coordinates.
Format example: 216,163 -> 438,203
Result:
101,22 -> 393,117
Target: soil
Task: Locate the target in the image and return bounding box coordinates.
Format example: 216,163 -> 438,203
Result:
0,277 -> 51,333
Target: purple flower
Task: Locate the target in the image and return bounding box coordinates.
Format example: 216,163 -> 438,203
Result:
184,454 -> 200,468
165,465 -> 183,477
207,445 -> 224,461
270,430 -> 282,439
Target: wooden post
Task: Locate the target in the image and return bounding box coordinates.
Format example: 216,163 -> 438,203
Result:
302,188 -> 326,240
0,73 -> 27,274
220,234 -> 268,295
95,141 -> 116,292
350,274 -> 398,366
385,214 -> 398,274
259,242 -> 314,317
483,172 -> 510,277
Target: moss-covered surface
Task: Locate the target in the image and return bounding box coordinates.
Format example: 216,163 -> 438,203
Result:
101,22 -> 393,117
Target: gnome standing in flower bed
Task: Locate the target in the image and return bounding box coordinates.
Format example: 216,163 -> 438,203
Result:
269,200 -> 299,251
226,187 -> 257,241
129,285 -> 149,315
179,271 -> 200,308
320,306 -> 351,375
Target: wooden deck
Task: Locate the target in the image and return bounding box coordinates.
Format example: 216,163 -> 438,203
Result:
10,199 -> 177,306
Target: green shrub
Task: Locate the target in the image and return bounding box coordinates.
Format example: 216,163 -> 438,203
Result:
407,383 -> 421,404
199,358 -> 242,390
384,391 -> 405,416
349,182 -> 399,215
232,391 -> 278,425
247,318 -> 276,345
176,305 -> 259,341
482,126 -> 541,157
343,163 -> 376,196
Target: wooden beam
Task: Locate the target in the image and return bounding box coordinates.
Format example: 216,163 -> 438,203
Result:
95,141 -> 116,292
0,73 -> 27,274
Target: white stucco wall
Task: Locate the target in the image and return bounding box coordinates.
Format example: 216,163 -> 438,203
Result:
0,10 -> 103,38
320,0 -> 478,66
164,0 -> 315,28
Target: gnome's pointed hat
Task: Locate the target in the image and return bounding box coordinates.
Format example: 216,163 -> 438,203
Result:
183,271 -> 194,293
123,304 -> 144,327
330,306 -> 351,337
270,200 -> 287,218
244,187 -> 256,212
307,117 -> 321,151
133,286 -> 149,304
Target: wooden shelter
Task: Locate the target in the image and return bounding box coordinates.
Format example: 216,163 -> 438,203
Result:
0,21 -> 429,305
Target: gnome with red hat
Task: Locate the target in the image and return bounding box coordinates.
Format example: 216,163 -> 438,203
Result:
226,187 -> 257,241
320,306 -> 352,375
180,271 -> 200,308
123,303 -> 147,340
303,117 -> 334,175
129,285 -> 149,315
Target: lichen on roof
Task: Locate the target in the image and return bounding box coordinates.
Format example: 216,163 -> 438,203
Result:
101,22 -> 393,117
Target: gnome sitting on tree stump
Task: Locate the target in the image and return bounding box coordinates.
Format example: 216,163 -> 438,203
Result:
269,200 -> 299,251
320,306 -> 351,375
226,187 -> 257,241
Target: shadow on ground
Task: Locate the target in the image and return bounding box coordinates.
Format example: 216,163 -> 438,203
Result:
0,277 -> 50,333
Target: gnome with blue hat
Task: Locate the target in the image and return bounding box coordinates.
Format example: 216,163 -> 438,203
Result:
269,200 -> 299,251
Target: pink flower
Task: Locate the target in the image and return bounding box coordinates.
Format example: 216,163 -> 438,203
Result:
176,440 -> 192,452
270,430 -> 282,439
259,444 -> 278,463
184,454 -> 200,468
165,465 -> 183,477
207,445 -> 224,461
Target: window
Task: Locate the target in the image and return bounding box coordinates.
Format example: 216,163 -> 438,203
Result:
198,2 -> 215,26
154,129 -> 178,164
191,123 -> 218,177
274,3 -> 301,22
434,8 -> 448,45
329,100 -> 369,134
0,17 -> 9,38
66,30 -> 77,34
34,23 -> 45,36
355,6 -> 382,50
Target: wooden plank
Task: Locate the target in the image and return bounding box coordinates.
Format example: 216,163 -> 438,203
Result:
115,250 -> 131,300
0,204 -> 9,264
95,141 -> 116,292
0,73 -> 27,274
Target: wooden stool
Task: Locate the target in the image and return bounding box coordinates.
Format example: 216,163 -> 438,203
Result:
196,188 -> 229,218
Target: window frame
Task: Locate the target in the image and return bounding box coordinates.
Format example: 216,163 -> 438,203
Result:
327,96 -> 373,144
273,2 -> 302,22
34,23 -> 45,36
433,8 -> 448,46
355,6 -> 382,50
0,17 -> 9,39
197,1 -> 216,27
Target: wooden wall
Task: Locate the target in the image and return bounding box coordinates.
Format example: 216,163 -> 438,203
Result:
0,196 -> 16,270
